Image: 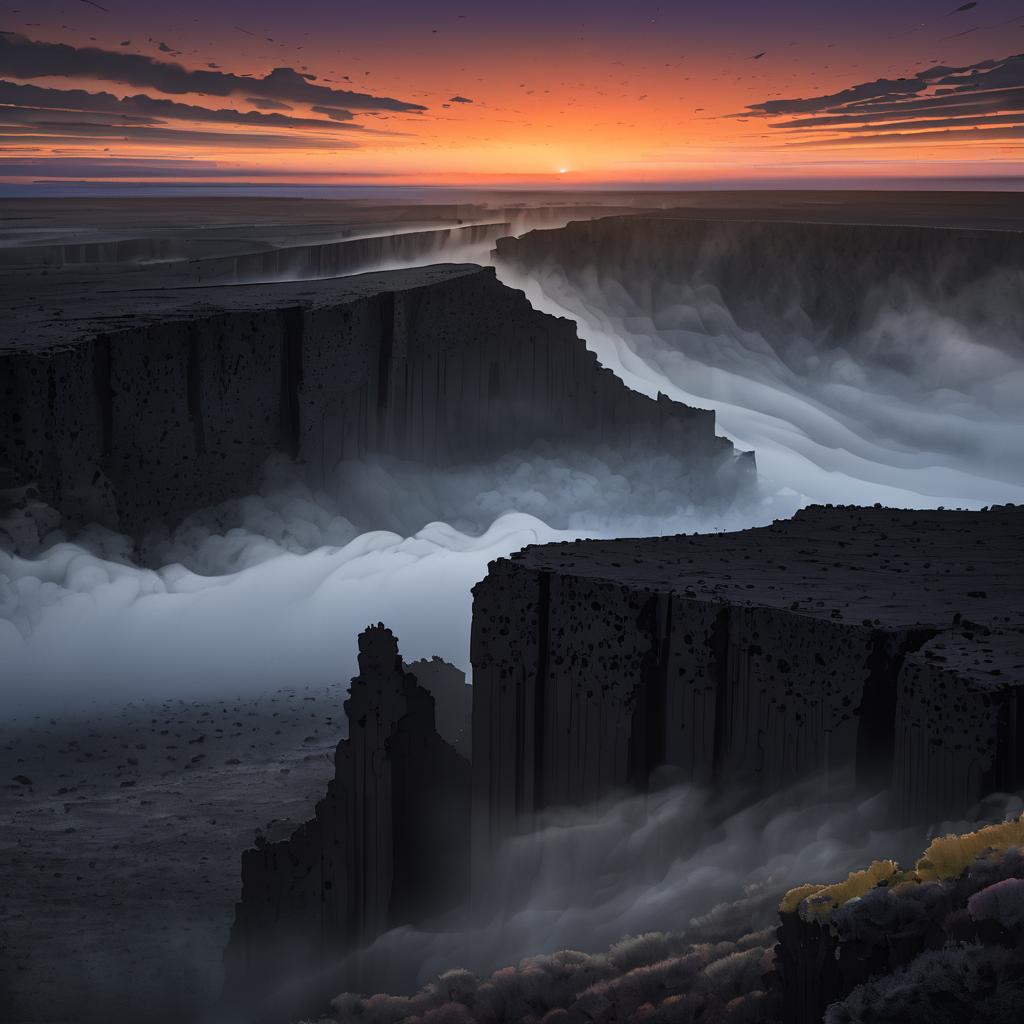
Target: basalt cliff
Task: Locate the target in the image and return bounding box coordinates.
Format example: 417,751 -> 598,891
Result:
494,214 -> 1024,349
227,505 -> 1023,1021
0,263 -> 748,541
224,625 -> 471,1020
470,504 -> 1024,870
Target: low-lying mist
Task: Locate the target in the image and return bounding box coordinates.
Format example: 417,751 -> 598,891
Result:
496,239 -> 1024,509
259,779 -> 1022,1016
5,218 -> 1024,715
0,448 -> 781,716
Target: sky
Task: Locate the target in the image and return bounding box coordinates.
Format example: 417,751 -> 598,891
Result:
1,0 -> 1024,186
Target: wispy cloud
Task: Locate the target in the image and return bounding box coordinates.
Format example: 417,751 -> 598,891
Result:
743,52 -> 1024,146
0,80 -> 395,133
0,124 -> 360,149
0,31 -> 426,113
0,156 -> 385,177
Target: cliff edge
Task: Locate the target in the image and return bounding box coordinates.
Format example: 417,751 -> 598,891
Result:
0,263 -> 749,539
470,504 -> 1024,874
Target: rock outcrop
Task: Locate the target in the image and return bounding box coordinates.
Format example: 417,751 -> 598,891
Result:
470,505 -> 1024,872
894,628 -> 1024,824
0,263 -> 747,538
406,656 -> 473,759
224,625 -> 471,1012
775,815 -> 1024,1024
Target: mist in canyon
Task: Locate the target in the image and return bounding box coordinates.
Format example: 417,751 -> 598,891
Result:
4,214 -> 1024,716
248,777 -> 1023,1015
495,219 -> 1024,510
4,202 -> 1024,1024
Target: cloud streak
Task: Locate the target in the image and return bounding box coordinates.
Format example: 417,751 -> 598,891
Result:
0,31 -> 426,113
744,52 -> 1024,146
0,124 -> 360,149
0,81 -> 393,133
0,157 -> 382,177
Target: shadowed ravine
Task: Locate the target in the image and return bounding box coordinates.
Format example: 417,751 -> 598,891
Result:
2,202 -> 1024,1024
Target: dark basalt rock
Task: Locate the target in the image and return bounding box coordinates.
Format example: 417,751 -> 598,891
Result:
495,215 -> 1024,355
406,656 -> 472,759
894,627 -> 1024,823
0,264 -> 748,538
0,221 -> 508,275
470,505 -> 1024,873
223,625 -> 471,1013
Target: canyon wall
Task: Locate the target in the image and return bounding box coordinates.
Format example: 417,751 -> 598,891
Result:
470,505 -> 1024,873
157,222 -> 509,286
495,215 -> 1024,349
0,263 -> 747,537
0,221 -> 507,273
223,625 -> 471,1015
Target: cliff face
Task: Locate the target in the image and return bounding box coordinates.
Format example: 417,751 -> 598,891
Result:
893,628 -> 1024,823
149,222 -> 508,286
0,264 -> 747,538
224,626 -> 470,1009
495,215 -> 1024,353
406,656 -> 472,759
0,221 -> 507,273
470,505 -> 1024,872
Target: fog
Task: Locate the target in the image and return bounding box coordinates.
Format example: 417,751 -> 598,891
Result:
497,254 -> 1024,510
5,214 -> 1024,1024
256,780 -> 1022,1013
0,449 -> 786,716
4,218 -> 1024,715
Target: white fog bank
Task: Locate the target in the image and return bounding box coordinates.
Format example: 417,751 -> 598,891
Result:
5,219 -> 1024,714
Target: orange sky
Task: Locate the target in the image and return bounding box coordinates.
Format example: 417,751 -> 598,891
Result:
2,0 -> 1024,185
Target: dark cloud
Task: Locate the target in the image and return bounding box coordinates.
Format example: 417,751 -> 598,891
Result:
0,31 -> 426,113
245,98 -> 293,111
0,156 -> 374,177
0,123 -> 360,149
792,112 -> 1024,134
745,76 -> 928,118
449,95 -> 473,103
0,80 -> 388,134
0,105 -> 158,127
311,105 -> 355,122
787,124 -> 1024,146
770,87 -> 1024,128
745,52 -> 1024,146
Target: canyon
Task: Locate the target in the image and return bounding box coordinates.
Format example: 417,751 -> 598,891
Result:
4,195 -> 1024,1024
226,504 -> 1024,1019
0,261 -> 747,542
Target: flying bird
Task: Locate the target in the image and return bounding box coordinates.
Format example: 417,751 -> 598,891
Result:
78,0 -> 109,10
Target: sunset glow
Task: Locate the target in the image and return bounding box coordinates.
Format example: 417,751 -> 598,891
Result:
1,0 -> 1023,186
